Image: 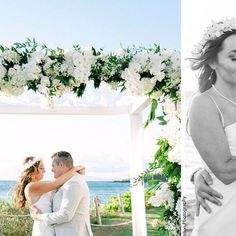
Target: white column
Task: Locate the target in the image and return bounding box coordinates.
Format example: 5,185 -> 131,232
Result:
129,113 -> 147,236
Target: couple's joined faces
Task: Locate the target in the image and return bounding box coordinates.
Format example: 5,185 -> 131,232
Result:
215,34 -> 236,85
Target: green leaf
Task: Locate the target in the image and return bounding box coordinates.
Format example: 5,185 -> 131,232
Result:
0,45 -> 4,52
72,83 -> 86,97
144,99 -> 158,128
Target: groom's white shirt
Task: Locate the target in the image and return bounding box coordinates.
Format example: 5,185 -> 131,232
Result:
41,173 -> 93,236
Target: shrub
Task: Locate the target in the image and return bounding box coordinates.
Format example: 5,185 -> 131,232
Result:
0,200 -> 33,236
103,190 -> 155,214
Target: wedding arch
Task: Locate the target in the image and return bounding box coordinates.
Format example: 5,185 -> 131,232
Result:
0,39 -> 181,236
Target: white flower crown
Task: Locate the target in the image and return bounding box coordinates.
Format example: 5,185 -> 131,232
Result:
194,17 -> 236,54
22,157 -> 42,171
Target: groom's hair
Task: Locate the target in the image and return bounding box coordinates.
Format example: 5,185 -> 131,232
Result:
51,151 -> 73,168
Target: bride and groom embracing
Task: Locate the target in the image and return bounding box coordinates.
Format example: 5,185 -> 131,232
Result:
13,151 -> 93,236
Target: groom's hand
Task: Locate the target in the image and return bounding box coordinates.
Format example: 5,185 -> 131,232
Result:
195,169 -> 223,216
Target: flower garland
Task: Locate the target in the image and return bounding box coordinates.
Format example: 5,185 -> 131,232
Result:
0,38 -> 181,235
0,39 -> 180,104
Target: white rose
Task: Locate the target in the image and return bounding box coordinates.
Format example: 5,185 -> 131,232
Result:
30,50 -> 46,63
1,50 -> 20,63
175,197 -> 181,217
168,143 -> 181,164
115,47 -> 126,56
150,91 -> 162,101
161,116 -> 181,147
141,77 -> 156,94
163,97 -> 181,117
0,64 -> 7,79
148,182 -> 174,209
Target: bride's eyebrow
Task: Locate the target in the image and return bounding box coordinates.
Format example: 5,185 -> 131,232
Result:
228,50 -> 236,54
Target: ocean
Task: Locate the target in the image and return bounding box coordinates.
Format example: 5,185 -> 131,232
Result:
0,180 -> 131,205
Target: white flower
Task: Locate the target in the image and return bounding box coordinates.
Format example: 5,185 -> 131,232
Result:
161,116 -> 181,147
141,77 -> 156,94
0,64 -> 7,79
150,91 -> 163,101
1,85 -> 24,96
30,50 -> 46,63
154,71 -> 165,82
175,197 -> 181,217
23,61 -> 41,81
168,142 -> 181,164
115,47 -> 126,56
0,65 -> 25,96
148,182 -> 174,209
1,50 -> 21,63
40,76 -> 50,87
163,97 -> 181,118
121,51 -> 170,96
108,81 -> 120,91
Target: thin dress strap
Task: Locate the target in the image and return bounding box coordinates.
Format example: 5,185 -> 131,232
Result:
205,94 -> 225,127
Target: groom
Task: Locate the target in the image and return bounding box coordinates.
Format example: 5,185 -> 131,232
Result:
33,151 -> 93,236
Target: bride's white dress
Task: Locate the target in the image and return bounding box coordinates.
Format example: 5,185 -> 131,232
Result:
191,92 -> 236,236
31,192 -> 54,236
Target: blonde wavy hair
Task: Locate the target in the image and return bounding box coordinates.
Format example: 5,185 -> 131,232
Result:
12,156 -> 41,212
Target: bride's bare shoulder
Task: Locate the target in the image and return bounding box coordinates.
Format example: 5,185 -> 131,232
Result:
191,91 -> 215,110
189,91 -> 219,120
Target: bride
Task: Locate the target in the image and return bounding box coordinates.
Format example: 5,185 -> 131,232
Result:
12,156 -> 85,236
188,17 -> 236,235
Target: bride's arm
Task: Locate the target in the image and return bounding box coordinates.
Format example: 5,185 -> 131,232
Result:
190,95 -> 236,185
28,166 -> 85,196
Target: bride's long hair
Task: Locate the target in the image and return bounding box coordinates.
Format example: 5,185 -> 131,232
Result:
12,156 -> 41,212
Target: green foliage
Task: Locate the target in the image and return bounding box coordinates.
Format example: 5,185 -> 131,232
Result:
0,200 -> 33,236
103,190 -> 156,214
144,99 -> 158,128
103,192 -> 132,213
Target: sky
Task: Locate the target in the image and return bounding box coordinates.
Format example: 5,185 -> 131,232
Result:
0,0 -> 180,181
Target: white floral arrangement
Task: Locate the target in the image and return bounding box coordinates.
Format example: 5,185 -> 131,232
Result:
22,157 -> 42,171
0,40 -> 180,107
194,17 -> 236,54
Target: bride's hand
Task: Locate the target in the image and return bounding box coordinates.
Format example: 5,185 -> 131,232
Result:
31,212 -> 41,221
74,165 -> 86,175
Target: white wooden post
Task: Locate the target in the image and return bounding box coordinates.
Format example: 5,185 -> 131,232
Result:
93,196 -> 102,225
129,113 -> 147,236
118,193 -> 125,214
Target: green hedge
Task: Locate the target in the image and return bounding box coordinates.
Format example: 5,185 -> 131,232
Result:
103,190 -> 155,213
0,200 -> 33,236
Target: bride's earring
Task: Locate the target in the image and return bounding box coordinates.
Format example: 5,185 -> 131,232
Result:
209,69 -> 215,80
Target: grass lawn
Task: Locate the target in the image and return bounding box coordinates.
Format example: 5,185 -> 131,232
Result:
91,208 -> 158,236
